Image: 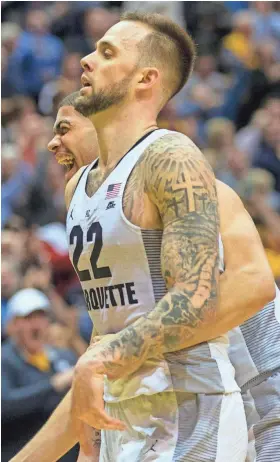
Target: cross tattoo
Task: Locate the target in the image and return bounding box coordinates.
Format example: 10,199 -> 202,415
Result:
172,172 -> 203,212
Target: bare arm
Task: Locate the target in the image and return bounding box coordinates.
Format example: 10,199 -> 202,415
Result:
213,181 -> 275,333
10,391 -> 77,462
77,133 -> 220,379
84,183 -> 276,363
77,136 -> 276,382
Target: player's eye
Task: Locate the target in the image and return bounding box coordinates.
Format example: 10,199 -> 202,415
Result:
103,49 -> 113,59
60,126 -> 69,134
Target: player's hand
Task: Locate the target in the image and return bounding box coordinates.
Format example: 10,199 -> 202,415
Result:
71,349 -> 126,433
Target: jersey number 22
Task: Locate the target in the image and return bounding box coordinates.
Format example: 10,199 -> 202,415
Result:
70,222 -> 112,281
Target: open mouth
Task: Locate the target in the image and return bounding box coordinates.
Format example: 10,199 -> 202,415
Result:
56,154 -> 75,171
65,161 -> 74,172
31,329 -> 41,340
81,75 -> 92,88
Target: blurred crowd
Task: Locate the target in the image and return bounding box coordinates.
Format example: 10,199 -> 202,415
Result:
1,1 -> 280,460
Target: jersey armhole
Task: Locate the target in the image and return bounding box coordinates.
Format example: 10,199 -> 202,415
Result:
71,158 -> 99,201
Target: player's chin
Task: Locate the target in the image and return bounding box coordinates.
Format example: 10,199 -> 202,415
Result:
65,162 -> 79,183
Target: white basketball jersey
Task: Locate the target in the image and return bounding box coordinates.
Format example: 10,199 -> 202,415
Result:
66,129 -> 239,402
219,238 -> 280,389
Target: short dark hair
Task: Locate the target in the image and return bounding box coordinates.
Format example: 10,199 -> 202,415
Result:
120,12 -> 196,100
57,91 -> 81,109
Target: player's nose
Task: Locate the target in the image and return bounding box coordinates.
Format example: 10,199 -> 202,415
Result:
48,135 -> 61,153
80,53 -> 94,72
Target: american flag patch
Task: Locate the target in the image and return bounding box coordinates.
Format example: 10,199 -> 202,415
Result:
106,183 -> 122,199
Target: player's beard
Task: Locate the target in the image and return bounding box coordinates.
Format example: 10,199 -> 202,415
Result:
75,73 -> 134,117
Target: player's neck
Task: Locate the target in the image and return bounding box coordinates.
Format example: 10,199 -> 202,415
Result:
89,103 -> 158,169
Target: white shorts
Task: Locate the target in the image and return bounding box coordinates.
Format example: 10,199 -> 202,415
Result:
100,391 -> 247,461
242,370 -> 280,462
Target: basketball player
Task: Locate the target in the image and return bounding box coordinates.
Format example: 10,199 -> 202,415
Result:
47,91 -> 100,184
11,13 -> 276,462
13,89 -> 278,461
53,94 -> 278,462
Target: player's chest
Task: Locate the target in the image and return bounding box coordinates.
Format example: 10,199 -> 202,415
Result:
85,166 -> 162,229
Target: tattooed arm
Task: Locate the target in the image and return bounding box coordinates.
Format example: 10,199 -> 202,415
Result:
75,133 -> 220,380
71,135 -> 274,433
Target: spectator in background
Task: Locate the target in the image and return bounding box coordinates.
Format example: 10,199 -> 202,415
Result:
48,310 -> 88,358
1,228 -> 27,268
252,1 -> 280,47
1,143 -> 32,227
175,61 -> 253,131
235,107 -> 270,160
159,102 -> 205,149
1,46 -> 20,126
1,260 -> 20,339
1,221 -> 72,334
1,21 -> 21,56
7,8 -> 64,101
64,7 -> 119,56
5,99 -> 54,166
184,54 -> 230,105
221,10 -> 258,71
5,224 -> 88,353
18,155 -> 65,227
122,1 -> 186,29
49,2 -> 77,41
203,117 -> 248,189
185,1 -> 231,54
1,288 -> 78,462
236,93 -> 280,162
1,217 -> 32,272
236,39 -> 280,127
238,168 -> 280,285
224,2 -> 249,14
189,83 -> 222,115
38,52 -> 82,116
252,94 -> 280,192
1,22 -> 22,122
2,96 -> 53,174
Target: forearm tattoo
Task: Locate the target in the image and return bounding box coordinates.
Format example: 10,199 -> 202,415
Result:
94,133 -> 220,379
92,429 -> 101,447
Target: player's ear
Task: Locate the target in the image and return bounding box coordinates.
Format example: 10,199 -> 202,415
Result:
136,68 -> 160,92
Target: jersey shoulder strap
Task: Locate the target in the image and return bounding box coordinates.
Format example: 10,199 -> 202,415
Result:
66,162 -> 97,210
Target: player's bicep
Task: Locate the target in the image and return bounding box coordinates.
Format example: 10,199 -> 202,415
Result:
145,133 -> 220,308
